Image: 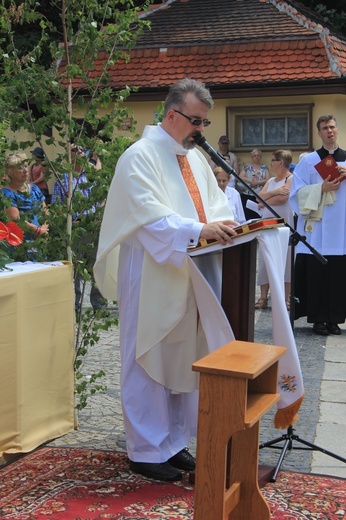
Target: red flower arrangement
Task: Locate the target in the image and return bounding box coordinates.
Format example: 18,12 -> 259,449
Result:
0,221 -> 24,270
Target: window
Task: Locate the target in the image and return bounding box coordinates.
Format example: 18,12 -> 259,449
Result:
242,116 -> 308,146
228,104 -> 313,151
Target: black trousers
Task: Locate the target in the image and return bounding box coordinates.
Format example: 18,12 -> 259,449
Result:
294,253 -> 346,324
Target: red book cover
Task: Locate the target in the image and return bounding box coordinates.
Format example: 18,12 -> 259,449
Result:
314,155 -> 345,182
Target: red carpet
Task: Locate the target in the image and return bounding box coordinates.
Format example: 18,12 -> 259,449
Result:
0,447 -> 344,519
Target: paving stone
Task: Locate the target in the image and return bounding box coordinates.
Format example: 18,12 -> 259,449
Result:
320,380 -> 346,404
48,279 -> 346,478
319,402 -> 346,425
323,361 -> 346,381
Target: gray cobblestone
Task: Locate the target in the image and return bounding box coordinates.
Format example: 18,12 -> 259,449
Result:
49,283 -> 346,479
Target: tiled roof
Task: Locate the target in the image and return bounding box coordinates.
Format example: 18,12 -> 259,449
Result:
137,0 -> 315,45
60,0 -> 346,91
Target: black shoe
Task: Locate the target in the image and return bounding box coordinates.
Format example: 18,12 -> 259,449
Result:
313,322 -> 329,336
168,448 -> 196,471
327,323 -> 341,335
129,461 -> 182,481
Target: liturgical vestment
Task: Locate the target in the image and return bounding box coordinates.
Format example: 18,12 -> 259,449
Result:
94,124 -> 234,462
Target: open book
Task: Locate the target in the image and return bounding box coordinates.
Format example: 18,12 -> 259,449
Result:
314,155 -> 345,183
188,217 -> 285,252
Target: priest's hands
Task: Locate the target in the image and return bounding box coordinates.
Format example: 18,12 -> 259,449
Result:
200,220 -> 239,245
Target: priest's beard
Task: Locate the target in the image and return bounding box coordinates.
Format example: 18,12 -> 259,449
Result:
182,133 -> 198,150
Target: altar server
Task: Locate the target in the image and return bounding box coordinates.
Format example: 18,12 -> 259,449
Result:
289,115 -> 346,336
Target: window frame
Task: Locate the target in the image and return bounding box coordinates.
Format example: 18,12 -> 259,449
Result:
227,103 -> 314,152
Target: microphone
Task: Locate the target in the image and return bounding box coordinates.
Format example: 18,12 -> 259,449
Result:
193,132 -> 214,155
193,132 -> 238,177
193,132 -> 327,264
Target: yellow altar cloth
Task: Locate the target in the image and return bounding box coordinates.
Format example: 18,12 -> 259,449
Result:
0,262 -> 75,455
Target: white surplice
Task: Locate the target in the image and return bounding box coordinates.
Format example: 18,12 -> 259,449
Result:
289,151 -> 346,255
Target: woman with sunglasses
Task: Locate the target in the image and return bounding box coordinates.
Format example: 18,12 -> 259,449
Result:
255,149 -> 294,310
2,153 -> 49,240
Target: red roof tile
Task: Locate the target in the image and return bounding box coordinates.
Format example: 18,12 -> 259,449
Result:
59,0 -> 346,91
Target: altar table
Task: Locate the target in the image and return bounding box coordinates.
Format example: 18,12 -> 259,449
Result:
0,262 -> 76,456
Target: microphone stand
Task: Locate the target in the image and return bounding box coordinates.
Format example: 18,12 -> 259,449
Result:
194,133 -> 346,480
193,132 -> 326,265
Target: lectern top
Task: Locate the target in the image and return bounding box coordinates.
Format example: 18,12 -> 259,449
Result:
192,340 -> 286,379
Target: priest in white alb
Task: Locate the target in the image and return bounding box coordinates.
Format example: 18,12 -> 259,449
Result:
94,78 -> 238,482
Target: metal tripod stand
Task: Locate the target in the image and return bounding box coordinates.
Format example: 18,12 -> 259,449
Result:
259,425 -> 346,482
259,229 -> 346,482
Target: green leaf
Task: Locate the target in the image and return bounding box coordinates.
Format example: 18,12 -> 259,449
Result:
0,0 -> 151,412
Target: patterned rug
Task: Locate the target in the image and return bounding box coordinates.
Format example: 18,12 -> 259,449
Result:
0,447 -> 344,519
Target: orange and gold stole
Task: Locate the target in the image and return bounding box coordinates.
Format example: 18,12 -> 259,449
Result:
176,154 -> 207,223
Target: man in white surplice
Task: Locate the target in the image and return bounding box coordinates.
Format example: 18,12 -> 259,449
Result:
94,79 -> 238,481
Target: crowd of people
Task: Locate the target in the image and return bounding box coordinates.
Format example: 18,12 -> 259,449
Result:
1,108 -> 345,333
206,115 -> 346,338
0,144 -> 106,312
1,79 -> 345,482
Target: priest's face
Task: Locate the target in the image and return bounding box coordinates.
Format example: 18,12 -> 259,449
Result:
163,93 -> 211,150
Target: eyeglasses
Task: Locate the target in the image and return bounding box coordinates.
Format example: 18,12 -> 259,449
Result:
271,158 -> 280,162
173,110 -> 211,127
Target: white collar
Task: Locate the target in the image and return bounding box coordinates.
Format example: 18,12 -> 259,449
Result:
142,124 -> 189,156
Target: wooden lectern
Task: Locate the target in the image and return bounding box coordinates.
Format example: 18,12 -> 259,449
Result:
221,241 -> 257,341
192,340 -> 286,519
190,219 -> 284,341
